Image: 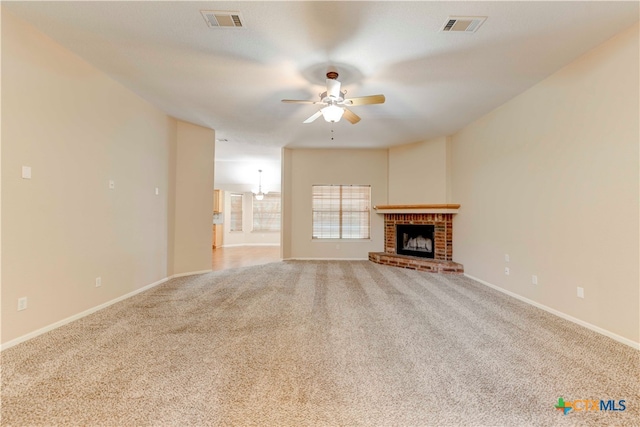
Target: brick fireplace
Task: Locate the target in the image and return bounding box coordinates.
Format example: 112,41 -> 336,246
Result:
369,205 -> 464,274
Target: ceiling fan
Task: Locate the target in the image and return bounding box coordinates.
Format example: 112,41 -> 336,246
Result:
282,71 -> 385,124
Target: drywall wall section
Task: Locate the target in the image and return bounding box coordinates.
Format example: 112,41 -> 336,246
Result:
281,148 -> 293,260
172,121 -> 215,275
1,11 -> 177,344
451,24 -> 639,344
282,148 -> 388,259
388,137 -> 450,204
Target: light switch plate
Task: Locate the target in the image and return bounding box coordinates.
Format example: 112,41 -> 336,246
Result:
22,166 -> 32,179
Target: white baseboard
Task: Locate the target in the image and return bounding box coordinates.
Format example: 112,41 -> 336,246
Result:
1,270 -> 210,352
465,274 -> 640,350
171,269 -> 212,278
285,257 -> 369,261
221,243 -> 280,248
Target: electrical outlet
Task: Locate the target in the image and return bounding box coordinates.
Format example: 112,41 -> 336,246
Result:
504,254 -> 510,262
504,267 -> 510,275
577,287 -> 585,298
532,275 -> 538,285
18,297 -> 27,311
95,277 -> 102,287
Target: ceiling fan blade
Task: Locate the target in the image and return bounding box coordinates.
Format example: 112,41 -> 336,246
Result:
303,111 -> 323,124
343,108 -> 361,124
343,94 -> 386,106
282,99 -> 321,104
326,78 -> 341,98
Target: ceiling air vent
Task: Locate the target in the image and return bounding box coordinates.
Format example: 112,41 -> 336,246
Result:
200,10 -> 244,28
441,16 -> 486,33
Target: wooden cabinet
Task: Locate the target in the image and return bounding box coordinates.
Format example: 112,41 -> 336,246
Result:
213,189 -> 222,212
212,189 -> 223,248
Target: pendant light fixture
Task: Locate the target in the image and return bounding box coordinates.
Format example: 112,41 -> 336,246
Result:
253,169 -> 267,201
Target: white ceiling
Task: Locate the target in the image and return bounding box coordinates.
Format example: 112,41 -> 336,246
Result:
4,1 -> 638,190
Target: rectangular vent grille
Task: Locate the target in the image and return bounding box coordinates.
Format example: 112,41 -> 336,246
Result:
201,11 -> 244,28
441,16 -> 486,33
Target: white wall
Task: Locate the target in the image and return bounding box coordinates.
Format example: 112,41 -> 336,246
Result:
388,136 -> 451,204
282,148 -> 388,259
451,24 -> 639,344
1,11 -> 216,346
1,11 -> 176,344
172,121 -> 215,275
282,149 -> 293,260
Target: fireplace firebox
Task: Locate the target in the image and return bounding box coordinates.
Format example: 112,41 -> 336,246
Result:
396,224 -> 435,259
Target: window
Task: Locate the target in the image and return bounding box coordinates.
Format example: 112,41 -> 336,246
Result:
229,193 -> 243,232
312,185 -> 371,239
253,192 -> 281,232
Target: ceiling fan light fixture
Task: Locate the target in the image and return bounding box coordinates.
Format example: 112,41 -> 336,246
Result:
322,105 -> 344,123
282,69 -> 384,125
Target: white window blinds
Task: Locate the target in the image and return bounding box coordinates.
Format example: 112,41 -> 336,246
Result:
229,193 -> 243,232
312,185 -> 371,239
253,192 -> 281,232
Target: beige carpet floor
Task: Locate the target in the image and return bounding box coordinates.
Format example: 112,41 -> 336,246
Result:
2,260 -> 639,426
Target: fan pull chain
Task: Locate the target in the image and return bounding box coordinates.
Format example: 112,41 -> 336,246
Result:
331,128 -> 334,141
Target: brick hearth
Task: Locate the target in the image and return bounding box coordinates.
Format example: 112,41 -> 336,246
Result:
368,207 -> 464,274
368,252 -> 464,274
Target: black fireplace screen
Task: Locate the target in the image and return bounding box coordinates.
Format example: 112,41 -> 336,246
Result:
396,224 -> 435,258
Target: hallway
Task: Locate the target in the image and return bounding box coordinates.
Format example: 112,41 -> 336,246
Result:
212,246 -> 281,271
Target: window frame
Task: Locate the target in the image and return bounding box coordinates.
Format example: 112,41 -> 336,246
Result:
229,193 -> 243,232
252,192 -> 281,233
311,184 -> 371,240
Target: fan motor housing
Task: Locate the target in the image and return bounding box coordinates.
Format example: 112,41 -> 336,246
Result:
320,91 -> 346,103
